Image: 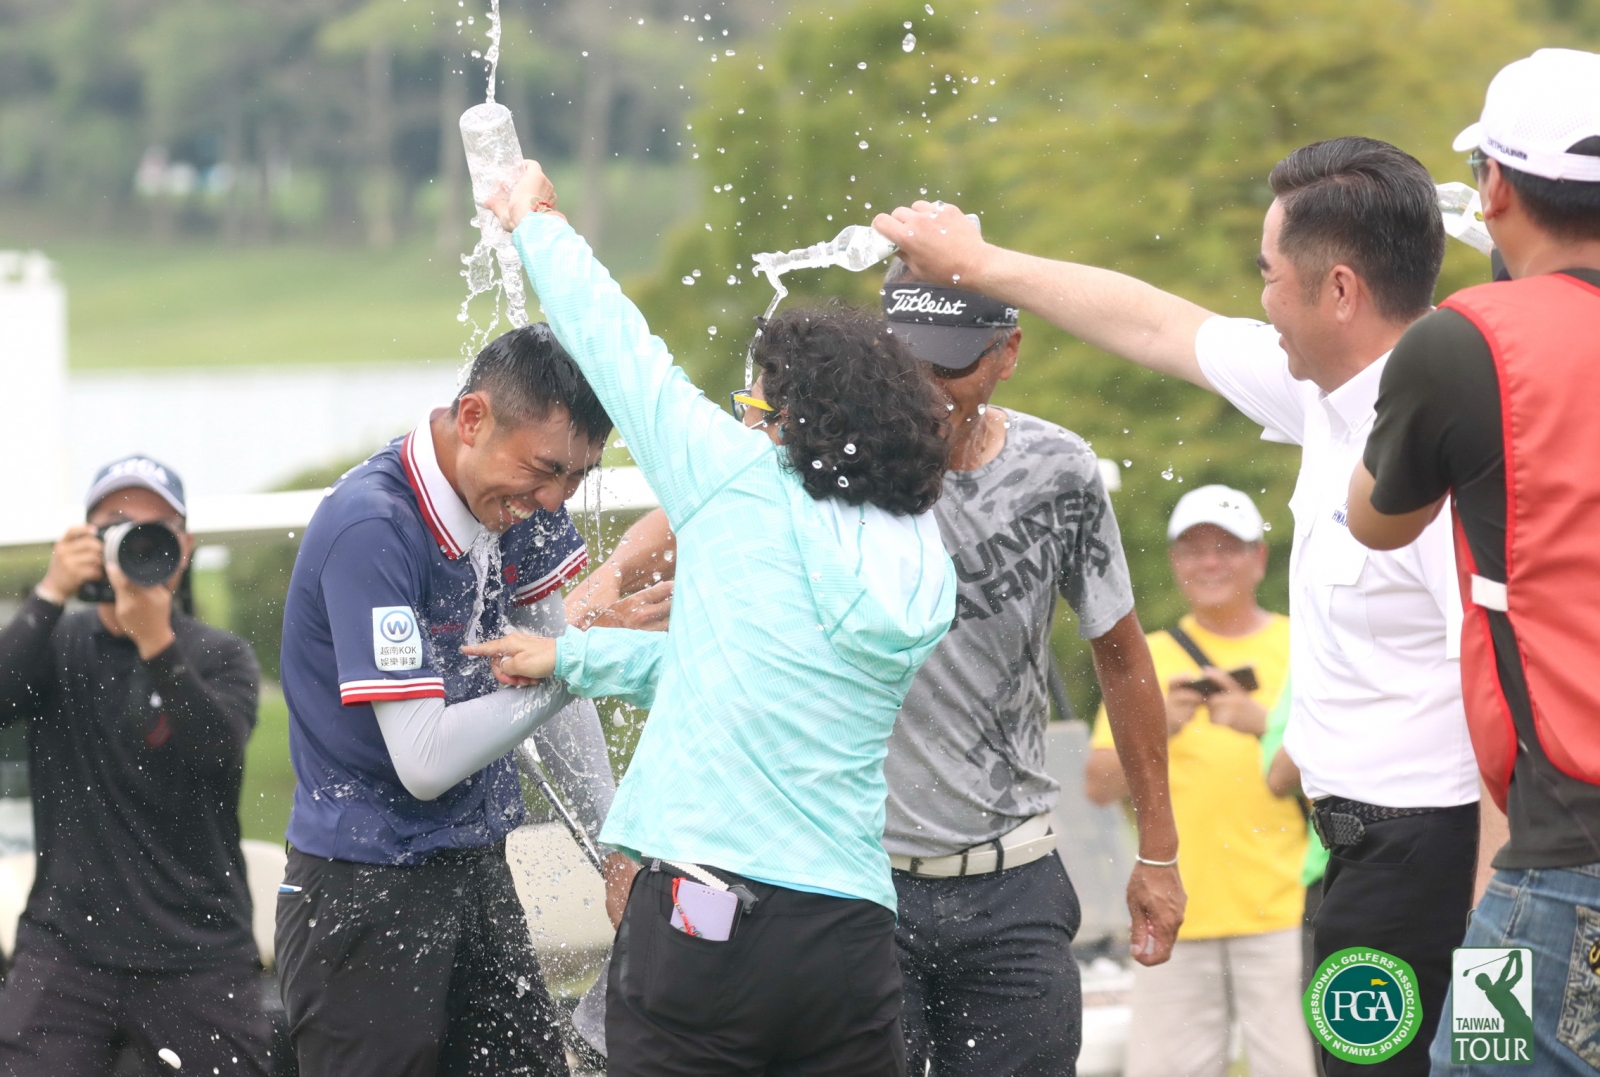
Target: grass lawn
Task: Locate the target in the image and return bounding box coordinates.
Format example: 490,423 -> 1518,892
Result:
54,239 -> 471,370
4,161 -> 696,371
240,685 -> 295,845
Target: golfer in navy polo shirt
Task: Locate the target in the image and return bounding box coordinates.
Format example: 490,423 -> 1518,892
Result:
275,324 -> 627,1077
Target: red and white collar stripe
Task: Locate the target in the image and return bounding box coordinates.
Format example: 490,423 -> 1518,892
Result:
511,546 -> 590,606
401,415 -> 484,560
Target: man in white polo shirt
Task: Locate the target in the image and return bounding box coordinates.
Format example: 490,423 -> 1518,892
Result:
878,136 -> 1479,1076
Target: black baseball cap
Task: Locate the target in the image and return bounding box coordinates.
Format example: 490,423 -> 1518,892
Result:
84,454 -> 187,517
882,283 -> 1019,370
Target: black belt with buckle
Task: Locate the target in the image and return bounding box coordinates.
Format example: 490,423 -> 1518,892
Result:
1310,796 -> 1448,849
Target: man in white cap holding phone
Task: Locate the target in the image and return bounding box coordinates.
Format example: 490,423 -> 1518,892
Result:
1086,486 -> 1312,1077
1348,48 -> 1600,1074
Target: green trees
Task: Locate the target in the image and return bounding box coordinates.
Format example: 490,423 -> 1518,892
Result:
0,0 -> 757,246
633,0 -> 1556,713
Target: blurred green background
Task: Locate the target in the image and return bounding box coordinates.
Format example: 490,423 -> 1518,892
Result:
3,0 -> 1596,843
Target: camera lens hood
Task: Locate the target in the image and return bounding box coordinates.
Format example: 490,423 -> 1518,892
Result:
103,521 -> 183,587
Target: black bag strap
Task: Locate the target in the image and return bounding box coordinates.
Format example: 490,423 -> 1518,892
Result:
1165,623 -> 1216,672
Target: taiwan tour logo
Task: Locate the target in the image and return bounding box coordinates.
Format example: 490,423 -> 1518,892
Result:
1452,948 -> 1534,1065
1304,947 -> 1422,1064
372,606 -> 422,671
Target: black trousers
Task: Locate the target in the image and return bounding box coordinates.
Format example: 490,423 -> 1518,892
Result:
1313,803 -> 1478,1077
0,927 -> 272,1077
895,851 -> 1082,1077
606,864 -> 904,1076
275,844 -> 568,1077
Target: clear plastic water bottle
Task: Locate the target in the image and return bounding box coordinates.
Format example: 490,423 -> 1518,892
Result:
458,102 -> 528,328
824,213 -> 983,271
829,225 -> 900,271
460,103 -> 522,208
1437,182 -> 1494,256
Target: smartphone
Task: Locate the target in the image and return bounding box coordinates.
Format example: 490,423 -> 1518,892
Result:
1185,666 -> 1259,697
668,878 -> 739,941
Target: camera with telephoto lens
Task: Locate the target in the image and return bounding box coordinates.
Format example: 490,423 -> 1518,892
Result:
76,521 -> 184,603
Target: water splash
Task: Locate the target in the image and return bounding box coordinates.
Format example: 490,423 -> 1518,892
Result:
745,224 -> 898,384
484,0 -> 502,103
458,103 -> 530,362
452,1 -> 527,373
745,211 -> 980,386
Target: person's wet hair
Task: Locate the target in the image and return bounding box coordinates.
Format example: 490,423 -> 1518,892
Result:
1269,137 -> 1446,321
752,304 -> 950,516
1496,135 -> 1600,242
454,323 -> 612,444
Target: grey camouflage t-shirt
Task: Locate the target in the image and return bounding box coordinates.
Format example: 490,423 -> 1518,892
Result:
883,410 -> 1135,857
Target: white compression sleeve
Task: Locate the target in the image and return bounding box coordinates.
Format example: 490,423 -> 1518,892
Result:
373,681 -> 573,802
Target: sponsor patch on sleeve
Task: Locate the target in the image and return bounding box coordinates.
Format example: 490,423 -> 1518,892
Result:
372,606 -> 422,671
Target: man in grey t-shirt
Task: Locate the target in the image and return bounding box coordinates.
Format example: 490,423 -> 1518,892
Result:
879,266 -> 1178,1077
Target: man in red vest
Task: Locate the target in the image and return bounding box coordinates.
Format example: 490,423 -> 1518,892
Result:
1348,48 -> 1600,1076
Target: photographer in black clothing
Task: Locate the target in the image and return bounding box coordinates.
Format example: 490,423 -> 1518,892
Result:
0,456 -> 272,1077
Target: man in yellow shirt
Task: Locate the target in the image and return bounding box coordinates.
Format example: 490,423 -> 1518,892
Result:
1087,485 -> 1312,1077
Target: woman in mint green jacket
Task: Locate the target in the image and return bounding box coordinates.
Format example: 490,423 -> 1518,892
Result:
468,163 -> 955,1074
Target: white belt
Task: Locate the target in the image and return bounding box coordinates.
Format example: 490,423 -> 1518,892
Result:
890,813 -> 1056,878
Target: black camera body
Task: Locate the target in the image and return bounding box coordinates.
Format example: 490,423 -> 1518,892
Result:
76,521 -> 185,603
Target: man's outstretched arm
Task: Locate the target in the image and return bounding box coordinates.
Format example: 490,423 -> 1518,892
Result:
873,201 -> 1217,388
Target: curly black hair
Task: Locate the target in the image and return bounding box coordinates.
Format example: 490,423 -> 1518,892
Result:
752,304 -> 949,516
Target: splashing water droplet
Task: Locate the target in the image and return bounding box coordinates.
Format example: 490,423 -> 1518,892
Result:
844,442 -> 857,455
902,33 -> 916,51
926,3 -> 935,12
811,460 -> 823,469
859,139 -> 870,149
707,326 -> 718,336
904,20 -> 914,28
1161,467 -> 1175,481
1262,521 -> 1273,532
158,1048 -> 182,1070
837,476 -> 850,488
858,61 -> 868,70
1123,459 -> 1132,467
726,274 -> 738,285
681,275 -> 696,285
976,404 -> 986,415
692,268 -> 701,277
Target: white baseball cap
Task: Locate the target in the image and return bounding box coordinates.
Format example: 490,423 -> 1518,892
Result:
1167,485 -> 1264,544
1453,49 -> 1600,182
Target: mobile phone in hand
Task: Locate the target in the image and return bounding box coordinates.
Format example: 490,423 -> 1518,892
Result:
1185,666 -> 1259,697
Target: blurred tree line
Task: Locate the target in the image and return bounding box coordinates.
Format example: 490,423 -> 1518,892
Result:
629,0 -> 1597,716
5,0 -> 1596,722
0,0 -> 780,249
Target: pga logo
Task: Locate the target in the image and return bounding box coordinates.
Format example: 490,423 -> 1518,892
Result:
372,606 -> 422,670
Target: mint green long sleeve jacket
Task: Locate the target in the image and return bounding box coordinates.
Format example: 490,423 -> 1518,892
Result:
513,213 -> 954,909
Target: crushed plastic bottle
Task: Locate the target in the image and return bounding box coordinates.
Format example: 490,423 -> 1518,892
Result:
1437,182 -> 1494,256
458,101 -> 530,350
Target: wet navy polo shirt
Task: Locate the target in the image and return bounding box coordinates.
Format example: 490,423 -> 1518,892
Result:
281,418 -> 588,864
